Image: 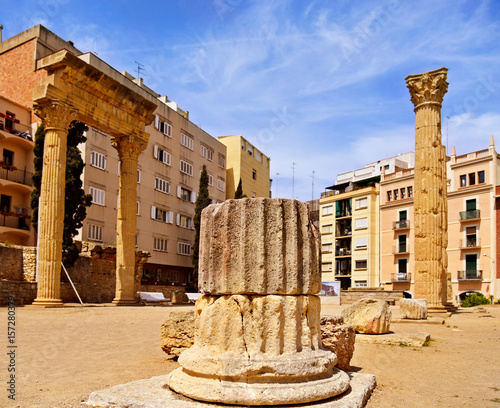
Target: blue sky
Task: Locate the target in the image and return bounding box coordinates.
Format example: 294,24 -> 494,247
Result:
2,0 -> 500,201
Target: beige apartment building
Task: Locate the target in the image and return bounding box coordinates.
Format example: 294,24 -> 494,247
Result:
0,25 -> 228,289
218,135 -> 271,199
0,95 -> 35,246
322,139 -> 499,301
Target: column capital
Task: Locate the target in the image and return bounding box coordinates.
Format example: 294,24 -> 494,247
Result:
405,67 -> 448,109
33,99 -> 79,131
111,134 -> 148,160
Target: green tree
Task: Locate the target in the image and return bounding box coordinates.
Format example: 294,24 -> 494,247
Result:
192,165 -> 211,289
234,178 -> 244,199
30,121 -> 92,268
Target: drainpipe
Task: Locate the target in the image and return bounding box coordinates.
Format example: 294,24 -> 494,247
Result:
0,25 -> 3,42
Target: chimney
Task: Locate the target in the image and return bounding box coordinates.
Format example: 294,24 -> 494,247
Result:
0,25 -> 4,42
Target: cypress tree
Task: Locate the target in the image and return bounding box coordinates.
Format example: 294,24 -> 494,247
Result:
234,178 -> 244,199
192,164 -> 211,289
30,121 -> 92,268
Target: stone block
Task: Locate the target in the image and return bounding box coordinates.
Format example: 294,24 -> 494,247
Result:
198,198 -> 320,295
342,298 -> 391,334
161,311 -> 195,358
320,316 -> 356,371
400,298 -> 428,320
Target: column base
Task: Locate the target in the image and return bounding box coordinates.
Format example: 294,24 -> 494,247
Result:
112,298 -> 138,306
31,298 -> 64,307
427,303 -> 457,316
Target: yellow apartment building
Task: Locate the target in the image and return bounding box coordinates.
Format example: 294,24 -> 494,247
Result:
380,138 -> 499,301
0,95 -> 35,246
217,135 -> 271,199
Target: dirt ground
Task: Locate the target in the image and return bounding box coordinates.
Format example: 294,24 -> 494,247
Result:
1,302 -> 499,408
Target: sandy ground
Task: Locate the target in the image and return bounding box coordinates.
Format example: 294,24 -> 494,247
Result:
1,302 -> 499,408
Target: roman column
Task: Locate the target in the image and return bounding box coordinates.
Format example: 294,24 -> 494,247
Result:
406,68 -> 451,311
111,134 -> 147,305
33,99 -> 78,306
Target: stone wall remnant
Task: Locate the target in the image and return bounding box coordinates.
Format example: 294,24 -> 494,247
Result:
342,298 -> 392,334
400,298 -> 428,320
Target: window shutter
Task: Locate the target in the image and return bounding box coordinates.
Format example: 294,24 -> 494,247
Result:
155,115 -> 159,129
191,192 -> 197,203
151,205 -> 156,219
176,213 -> 181,226
177,185 -> 182,198
168,211 -> 174,224
153,145 -> 159,159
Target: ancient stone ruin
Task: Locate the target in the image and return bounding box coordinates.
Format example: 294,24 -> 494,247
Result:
167,198 -> 351,405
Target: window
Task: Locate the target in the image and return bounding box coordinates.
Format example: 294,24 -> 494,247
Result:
322,262 -> 333,272
154,115 -> 172,137
355,217 -> 368,230
217,177 -> 225,192
89,186 -> 105,206
322,205 -> 333,215
355,280 -> 367,287
151,206 -> 174,223
178,242 -> 191,256
354,238 -> 368,249
154,177 -> 170,194
208,174 -> 213,186
153,237 -> 168,252
398,258 -> 407,274
137,169 -> 141,183
177,186 -> 195,202
2,149 -> 14,166
177,213 -> 194,229
469,173 -> 476,186
336,198 -> 352,217
256,151 -> 262,162
466,199 -> 477,211
248,145 -> 254,156
478,170 -> 485,184
252,169 -> 257,180
460,175 -> 467,187
251,190 -> 256,198
90,150 -> 106,170
181,133 -> 194,150
398,234 -> 407,253
137,201 -> 140,216
355,260 -> 367,269
465,226 -> 477,247
153,145 -> 171,165
218,153 -> 226,169
5,112 -> 14,131
387,191 -> 392,201
322,224 -> 333,234
393,189 -> 399,200
241,140 -> 246,150
356,197 -> 367,209
180,160 -> 193,176
88,224 -> 103,242
200,144 -> 213,161
407,186 -> 413,198
322,243 -> 333,253
400,188 -> 406,199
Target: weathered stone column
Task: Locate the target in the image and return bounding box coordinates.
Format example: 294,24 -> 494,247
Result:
33,100 -> 78,306
406,68 -> 450,311
111,135 -> 147,305
168,198 -> 350,406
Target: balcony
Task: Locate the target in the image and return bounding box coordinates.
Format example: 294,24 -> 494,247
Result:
0,165 -> 33,186
459,239 -> 480,249
391,272 -> 411,282
335,270 -> 351,277
335,248 -> 352,257
460,210 -> 480,221
393,220 -> 410,230
457,270 -> 483,281
392,244 -> 410,255
336,211 -> 352,218
0,212 -> 31,231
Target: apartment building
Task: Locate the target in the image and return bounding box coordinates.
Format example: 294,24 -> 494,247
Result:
0,95 -> 35,245
218,135 -> 271,199
0,25 -> 228,287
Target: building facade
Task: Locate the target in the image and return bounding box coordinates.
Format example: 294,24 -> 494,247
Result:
217,135 -> 271,199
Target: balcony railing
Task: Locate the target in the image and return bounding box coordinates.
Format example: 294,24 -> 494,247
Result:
335,270 -> 351,276
460,210 -> 480,221
459,239 -> 480,249
393,220 -> 410,230
0,166 -> 33,186
0,213 -> 31,231
335,248 -> 352,256
457,270 -> 483,281
391,272 -> 411,282
392,244 -> 410,254
336,211 -> 352,218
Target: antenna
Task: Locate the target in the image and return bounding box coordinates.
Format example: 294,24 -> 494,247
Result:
134,61 -> 144,78
446,116 -> 450,156
310,170 -> 315,201
292,162 -> 297,199
275,172 -> 280,197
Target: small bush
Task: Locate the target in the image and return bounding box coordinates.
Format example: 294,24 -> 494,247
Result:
461,292 -> 490,308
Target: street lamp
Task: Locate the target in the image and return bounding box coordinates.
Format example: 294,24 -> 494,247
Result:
483,253 -> 496,301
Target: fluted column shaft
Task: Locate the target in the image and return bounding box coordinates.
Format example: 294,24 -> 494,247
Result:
33,100 -> 78,306
112,135 -> 147,305
406,68 -> 449,308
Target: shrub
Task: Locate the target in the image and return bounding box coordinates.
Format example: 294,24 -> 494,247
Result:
461,292 -> 490,308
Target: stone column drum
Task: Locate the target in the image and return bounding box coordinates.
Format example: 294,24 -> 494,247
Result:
406,68 -> 450,311
168,198 -> 350,406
